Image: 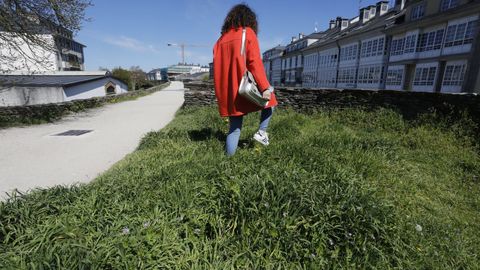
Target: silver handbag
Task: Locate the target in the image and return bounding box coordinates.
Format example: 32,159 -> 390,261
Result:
238,28 -> 269,107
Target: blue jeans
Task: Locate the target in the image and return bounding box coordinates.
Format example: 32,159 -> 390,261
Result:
226,107 -> 274,156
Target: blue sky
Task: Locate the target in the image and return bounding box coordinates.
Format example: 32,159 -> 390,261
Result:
77,0 -> 389,72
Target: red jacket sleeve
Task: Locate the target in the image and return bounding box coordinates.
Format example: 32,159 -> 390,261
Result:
246,28 -> 271,92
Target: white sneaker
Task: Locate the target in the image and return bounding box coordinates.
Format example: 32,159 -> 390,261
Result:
253,130 -> 270,146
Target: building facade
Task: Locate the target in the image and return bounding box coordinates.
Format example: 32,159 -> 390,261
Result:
0,24 -> 86,72
147,68 -> 168,81
262,46 -> 285,86
147,64 -> 210,81
302,1 -> 395,90
385,0 -> 480,93
281,33 -> 324,86
264,0 -> 480,93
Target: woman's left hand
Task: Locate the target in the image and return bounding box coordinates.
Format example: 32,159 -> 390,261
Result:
262,90 -> 271,100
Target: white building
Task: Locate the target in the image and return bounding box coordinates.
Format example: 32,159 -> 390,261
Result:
0,24 -> 86,72
303,47 -> 339,88
281,32 -> 325,86
148,64 -> 210,81
147,68 -> 166,81
200,66 -> 210,73
302,2 -> 391,90
298,0 -> 480,93
385,0 -> 480,93
0,71 -> 128,107
262,45 -> 285,86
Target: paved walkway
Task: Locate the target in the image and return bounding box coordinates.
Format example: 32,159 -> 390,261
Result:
0,81 -> 185,199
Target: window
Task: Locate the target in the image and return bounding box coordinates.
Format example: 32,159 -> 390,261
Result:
361,37 -> 385,58
411,4 -> 426,20
358,68 -> 366,84
465,20 -> 477,41
417,29 -> 444,52
357,65 -> 385,85
404,34 -> 417,53
441,0 -> 459,11
318,51 -> 338,68
340,44 -> 358,62
377,38 -> 385,55
390,38 -> 405,56
338,68 -> 357,85
443,63 -> 467,86
317,67 -> 337,87
106,86 -> 115,95
413,66 -> 437,86
366,40 -> 373,57
372,39 -> 378,55
445,20 -> 478,47
105,83 -> 116,95
386,68 -> 404,86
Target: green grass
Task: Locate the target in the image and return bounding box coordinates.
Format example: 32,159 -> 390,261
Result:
1,106 -> 479,269
105,82 -> 171,104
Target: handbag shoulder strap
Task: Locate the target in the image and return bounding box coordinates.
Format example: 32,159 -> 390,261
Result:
241,28 -> 247,70
241,27 -> 246,56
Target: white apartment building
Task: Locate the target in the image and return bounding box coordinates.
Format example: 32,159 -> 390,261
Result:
295,0 -> 480,93
281,32 -> 324,86
0,24 -> 86,72
262,45 -> 285,86
303,47 -> 339,88
302,1 -> 392,90
385,0 -> 480,93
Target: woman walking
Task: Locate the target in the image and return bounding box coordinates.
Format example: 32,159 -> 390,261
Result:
213,4 -> 277,156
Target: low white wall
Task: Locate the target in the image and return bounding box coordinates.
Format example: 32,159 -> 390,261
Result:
0,86 -> 65,107
63,78 -> 128,101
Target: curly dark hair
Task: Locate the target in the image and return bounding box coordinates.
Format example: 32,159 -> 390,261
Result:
221,3 -> 258,35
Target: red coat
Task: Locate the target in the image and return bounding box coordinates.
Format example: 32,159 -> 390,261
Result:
213,27 -> 277,117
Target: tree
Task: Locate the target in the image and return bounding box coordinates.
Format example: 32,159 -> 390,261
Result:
0,0 -> 92,71
111,67 -> 132,90
129,66 -> 146,91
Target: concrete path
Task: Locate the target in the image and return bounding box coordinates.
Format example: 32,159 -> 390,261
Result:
0,81 -> 185,200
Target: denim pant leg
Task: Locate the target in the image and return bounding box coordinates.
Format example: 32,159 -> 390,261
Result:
259,107 -> 274,132
226,116 -> 243,156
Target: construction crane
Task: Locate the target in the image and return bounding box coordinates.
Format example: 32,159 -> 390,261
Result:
167,43 -> 209,65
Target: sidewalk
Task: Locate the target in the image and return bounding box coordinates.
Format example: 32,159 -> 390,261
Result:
0,81 -> 185,200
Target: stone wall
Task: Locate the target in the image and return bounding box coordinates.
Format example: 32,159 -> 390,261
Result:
184,82 -> 217,107
0,83 -> 169,127
184,82 -> 480,124
0,86 -> 65,107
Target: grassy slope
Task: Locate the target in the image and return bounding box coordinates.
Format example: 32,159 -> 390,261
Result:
1,106 -> 479,269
